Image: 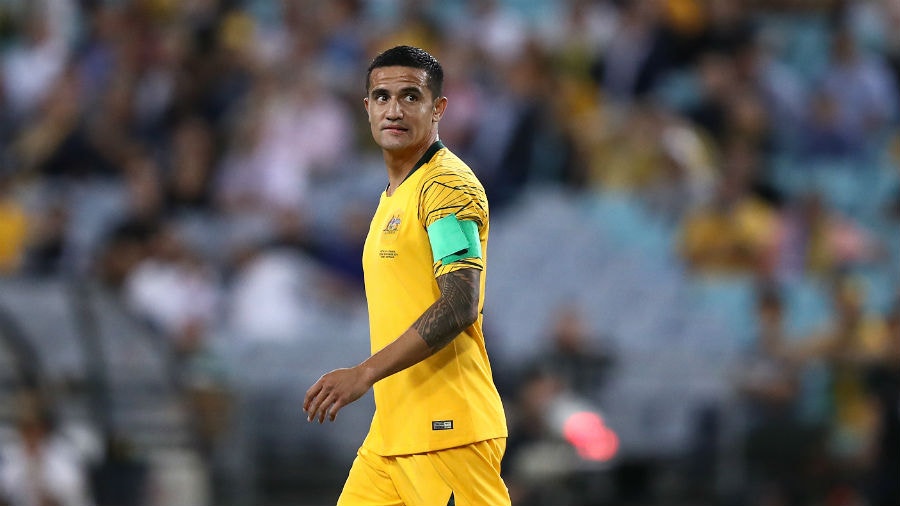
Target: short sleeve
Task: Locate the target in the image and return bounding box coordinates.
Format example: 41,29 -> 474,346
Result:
418,166 -> 488,277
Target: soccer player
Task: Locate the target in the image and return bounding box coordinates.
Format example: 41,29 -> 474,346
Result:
303,45 -> 511,505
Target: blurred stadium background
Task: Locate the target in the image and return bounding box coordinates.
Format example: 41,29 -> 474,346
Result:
0,0 -> 898,505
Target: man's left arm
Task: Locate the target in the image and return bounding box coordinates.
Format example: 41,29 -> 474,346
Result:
303,267 -> 480,423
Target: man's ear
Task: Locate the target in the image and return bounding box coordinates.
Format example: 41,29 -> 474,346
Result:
432,96 -> 448,122
364,97 -> 370,116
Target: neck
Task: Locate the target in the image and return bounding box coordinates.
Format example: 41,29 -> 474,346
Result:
384,133 -> 439,195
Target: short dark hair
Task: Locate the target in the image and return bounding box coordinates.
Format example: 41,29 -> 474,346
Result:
366,45 -> 444,99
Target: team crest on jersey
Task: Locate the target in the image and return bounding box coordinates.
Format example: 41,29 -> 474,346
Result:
383,215 -> 401,234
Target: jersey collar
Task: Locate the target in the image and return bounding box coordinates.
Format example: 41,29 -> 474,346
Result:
385,140 -> 445,192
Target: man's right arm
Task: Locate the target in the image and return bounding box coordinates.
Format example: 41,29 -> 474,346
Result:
303,267 -> 481,423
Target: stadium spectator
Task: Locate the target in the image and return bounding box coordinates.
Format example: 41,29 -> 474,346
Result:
734,285 -> 822,506
0,391 -> 97,506
465,42 -> 562,209
775,192 -> 878,282
677,143 -> 780,276
643,107 -> 718,220
504,303 -> 617,505
777,275 -> 891,504
799,24 -> 899,162
584,103 -> 669,192
538,0 -> 617,84
123,222 -> 220,360
221,237 -> 321,344
600,0 -> 671,102
528,303 -> 615,401
163,116 -> 218,215
0,3 -> 70,122
22,198 -> 69,277
502,366 -> 566,506
693,0 -> 757,59
465,0 -> 529,65
864,301 -> 900,506
0,173 -> 29,274
732,29 -> 808,152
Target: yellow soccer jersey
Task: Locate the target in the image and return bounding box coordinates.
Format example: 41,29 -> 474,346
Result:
361,141 -> 508,456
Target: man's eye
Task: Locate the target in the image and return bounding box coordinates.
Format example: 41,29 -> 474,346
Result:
404,94 -> 418,102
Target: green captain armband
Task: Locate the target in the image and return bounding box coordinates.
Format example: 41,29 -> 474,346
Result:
427,213 -> 482,265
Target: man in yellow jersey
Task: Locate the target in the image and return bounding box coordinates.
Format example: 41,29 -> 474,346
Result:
303,45 -> 511,506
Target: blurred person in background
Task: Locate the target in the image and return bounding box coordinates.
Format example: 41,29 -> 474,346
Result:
123,221 -> 220,364
734,285 -> 822,506
777,274 -> 891,505
465,0 -> 529,65
721,84 -> 774,156
799,23 -> 898,162
22,198 -> 69,277
528,302 -> 615,401
465,41 -> 568,210
600,0 -> 671,104
120,148 -> 166,225
0,171 -> 29,275
864,301 -> 900,506
11,67 -> 98,179
643,107 -> 718,221
503,303 -> 617,506
584,102 -> 669,192
0,390 -> 97,506
583,100 -> 717,213
221,229 -> 328,344
372,0 -> 442,59
686,49 -> 740,147
0,2 -> 70,122
92,218 -> 155,290
686,49 -> 776,156
303,45 -> 510,505
212,69 -> 311,220
678,140 -> 781,277
163,115 -> 218,215
87,147 -> 166,287
862,0 -> 900,93
429,39 -> 485,162
538,0 -> 618,85
798,88 -> 865,162
775,192 -> 878,283
696,0 -> 756,57
502,366 -> 567,506
211,57 -> 356,226
120,219 -> 231,474
731,28 -> 807,152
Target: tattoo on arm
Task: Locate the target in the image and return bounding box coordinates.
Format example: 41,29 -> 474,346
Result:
413,268 -> 480,352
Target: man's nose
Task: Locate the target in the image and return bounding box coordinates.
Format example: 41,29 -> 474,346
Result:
386,98 -> 403,119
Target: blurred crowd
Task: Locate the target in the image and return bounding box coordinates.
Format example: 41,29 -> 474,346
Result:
0,0 -> 899,505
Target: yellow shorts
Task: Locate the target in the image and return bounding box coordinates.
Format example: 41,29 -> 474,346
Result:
337,438 -> 511,506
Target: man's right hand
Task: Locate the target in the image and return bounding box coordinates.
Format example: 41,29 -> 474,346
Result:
303,367 -> 372,423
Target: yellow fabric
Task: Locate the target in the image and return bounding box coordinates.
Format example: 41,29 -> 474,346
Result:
338,438 -> 510,506
679,198 -> 779,274
832,316 -> 888,432
361,146 -> 507,456
0,200 -> 28,273
664,0 -> 707,36
810,291 -> 889,459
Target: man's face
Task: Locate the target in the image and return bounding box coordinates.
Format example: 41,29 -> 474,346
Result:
365,66 -> 446,154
